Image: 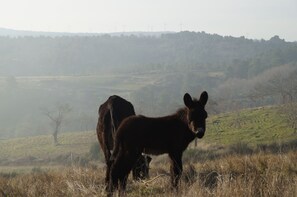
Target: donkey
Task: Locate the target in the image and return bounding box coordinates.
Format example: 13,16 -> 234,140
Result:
96,95 -> 151,183
107,92 -> 208,196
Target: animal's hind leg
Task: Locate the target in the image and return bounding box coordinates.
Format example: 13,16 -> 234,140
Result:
102,136 -> 113,183
118,151 -> 141,195
169,152 -> 183,190
108,151 -> 133,196
107,155 -> 122,195
118,174 -> 128,197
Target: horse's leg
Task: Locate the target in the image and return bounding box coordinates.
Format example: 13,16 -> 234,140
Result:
101,136 -> 112,182
132,156 -> 141,180
118,175 -> 128,197
169,152 -> 183,190
102,113 -> 113,184
97,128 -> 112,185
132,154 -> 151,180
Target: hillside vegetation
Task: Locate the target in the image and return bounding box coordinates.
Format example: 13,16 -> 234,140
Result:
0,105 -> 296,196
205,106 -> 296,145
0,105 -> 295,166
1,32 -> 297,138
0,131 -> 96,160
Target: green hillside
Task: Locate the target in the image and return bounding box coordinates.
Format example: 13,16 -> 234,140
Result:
0,105 -> 296,163
205,106 -> 296,146
0,131 -> 97,160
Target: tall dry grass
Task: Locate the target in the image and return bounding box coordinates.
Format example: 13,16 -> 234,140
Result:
0,151 -> 296,197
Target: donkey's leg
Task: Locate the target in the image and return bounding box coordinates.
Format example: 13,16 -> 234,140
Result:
108,151 -> 126,196
169,152 -> 183,190
119,151 -> 142,195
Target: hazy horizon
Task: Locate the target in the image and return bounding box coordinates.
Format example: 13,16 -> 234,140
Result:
1,0 -> 296,41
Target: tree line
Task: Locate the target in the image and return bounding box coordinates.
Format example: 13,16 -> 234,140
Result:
1,32 -> 296,77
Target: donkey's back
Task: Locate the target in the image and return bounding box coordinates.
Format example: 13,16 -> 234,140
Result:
115,113 -> 195,155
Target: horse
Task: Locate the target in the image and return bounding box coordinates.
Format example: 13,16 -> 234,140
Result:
107,91 -> 208,196
96,95 -> 151,183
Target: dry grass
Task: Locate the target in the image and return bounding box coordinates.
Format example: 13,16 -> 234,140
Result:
0,150 -> 296,197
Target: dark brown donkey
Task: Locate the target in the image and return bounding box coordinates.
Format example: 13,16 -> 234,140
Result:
96,95 -> 151,183
107,92 -> 208,196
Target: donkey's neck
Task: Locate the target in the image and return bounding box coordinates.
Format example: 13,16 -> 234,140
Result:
175,108 -> 197,143
175,108 -> 188,124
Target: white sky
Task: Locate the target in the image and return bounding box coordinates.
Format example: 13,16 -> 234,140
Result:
0,0 -> 296,41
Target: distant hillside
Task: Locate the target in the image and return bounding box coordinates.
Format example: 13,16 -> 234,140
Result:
1,30 -> 296,139
0,27 -> 169,38
0,30 -> 296,77
0,27 -> 108,37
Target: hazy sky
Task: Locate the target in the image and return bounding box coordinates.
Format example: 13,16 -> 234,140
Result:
0,0 -> 296,41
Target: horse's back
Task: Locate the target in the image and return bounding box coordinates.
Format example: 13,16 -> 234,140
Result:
97,95 -> 136,150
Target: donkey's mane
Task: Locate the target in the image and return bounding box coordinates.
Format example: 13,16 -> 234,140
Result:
175,107 -> 188,124
175,98 -> 199,123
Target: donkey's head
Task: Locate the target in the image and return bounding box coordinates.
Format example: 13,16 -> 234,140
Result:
132,155 -> 152,180
184,91 -> 208,138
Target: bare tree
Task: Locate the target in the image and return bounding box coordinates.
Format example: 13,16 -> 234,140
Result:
215,78 -> 254,112
280,102 -> 297,132
251,64 -> 297,104
42,103 -> 72,145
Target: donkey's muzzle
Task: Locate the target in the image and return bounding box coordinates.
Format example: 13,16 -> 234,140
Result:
196,128 -> 205,138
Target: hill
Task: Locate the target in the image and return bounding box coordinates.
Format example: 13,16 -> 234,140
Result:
205,106 -> 296,145
0,105 -> 295,167
1,31 -> 297,138
1,31 -> 296,77
0,131 -> 97,160
0,27 -> 170,37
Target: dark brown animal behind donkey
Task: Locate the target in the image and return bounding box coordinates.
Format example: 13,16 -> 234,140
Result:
107,92 -> 208,196
96,95 -> 151,183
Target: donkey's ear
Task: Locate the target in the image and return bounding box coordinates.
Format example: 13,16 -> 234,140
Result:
184,93 -> 194,108
199,91 -> 208,106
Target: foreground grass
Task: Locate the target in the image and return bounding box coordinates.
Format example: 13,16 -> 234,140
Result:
0,151 -> 296,197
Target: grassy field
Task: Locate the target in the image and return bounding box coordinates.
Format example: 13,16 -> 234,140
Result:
0,151 -> 296,197
0,73 -> 163,94
0,105 -> 295,163
205,106 -> 296,146
0,131 -> 97,160
0,105 -> 296,196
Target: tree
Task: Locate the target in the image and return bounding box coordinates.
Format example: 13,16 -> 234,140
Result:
281,102 -> 297,132
42,103 -> 72,145
251,64 -> 297,104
